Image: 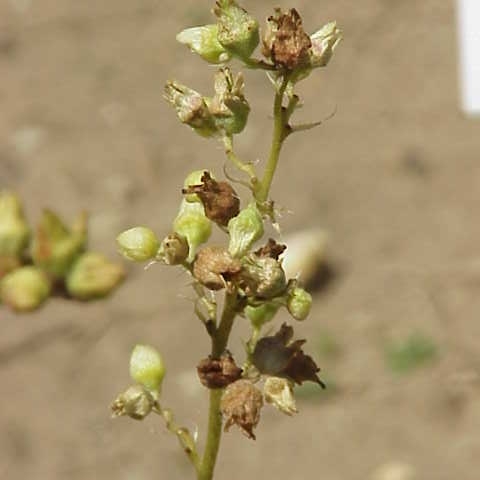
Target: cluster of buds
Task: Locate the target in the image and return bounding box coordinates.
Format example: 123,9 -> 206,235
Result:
0,191 -> 124,312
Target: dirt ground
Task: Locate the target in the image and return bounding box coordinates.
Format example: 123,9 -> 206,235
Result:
1,0 -> 480,479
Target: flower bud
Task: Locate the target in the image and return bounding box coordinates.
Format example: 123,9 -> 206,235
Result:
164,81 -> 218,137
214,0 -> 260,61
263,376 -> 297,415
129,344 -> 166,394
221,379 -> 263,440
245,302 -> 279,328
0,191 -> 30,258
228,203 -> 263,258
0,266 -> 51,312
309,21 -> 342,68
111,384 -> 156,421
239,255 -> 287,299
116,226 -> 160,262
156,233 -> 189,265
182,171 -> 240,226
210,68 -> 250,135
176,24 -> 231,64
65,252 -> 125,300
287,287 -> 312,321
173,200 -> 212,262
31,210 -> 86,278
193,246 -> 241,290
183,170 -> 214,203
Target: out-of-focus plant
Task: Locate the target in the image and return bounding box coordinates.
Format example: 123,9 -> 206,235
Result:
113,2 -> 341,479
0,191 -> 124,312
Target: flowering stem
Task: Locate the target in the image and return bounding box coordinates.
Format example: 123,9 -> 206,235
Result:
255,75 -> 290,204
223,135 -> 257,181
198,290 -> 239,480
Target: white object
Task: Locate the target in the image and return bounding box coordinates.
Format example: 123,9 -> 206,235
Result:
457,0 -> 480,116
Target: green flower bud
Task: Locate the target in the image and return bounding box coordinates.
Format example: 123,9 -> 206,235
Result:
173,200 -> 212,262
0,266 -> 51,312
210,68 -> 250,135
129,344 -> 166,394
0,191 -> 30,258
31,210 -> 86,278
66,252 -> 125,300
228,203 -> 263,258
116,226 -> 159,262
309,21 -> 342,68
164,81 -> 218,137
183,169 -> 214,203
111,384 -> 156,421
287,287 -> 312,321
156,233 -> 189,265
245,302 -> 279,328
176,24 -> 231,64
263,376 -> 297,416
214,0 -> 260,61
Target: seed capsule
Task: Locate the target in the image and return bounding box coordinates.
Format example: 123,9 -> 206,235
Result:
287,286 -> 312,321
263,376 -> 297,416
129,344 -> 166,394
228,203 -> 263,258
111,384 -> 156,421
116,226 -> 160,262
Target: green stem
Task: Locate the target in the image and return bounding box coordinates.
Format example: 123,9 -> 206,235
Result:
256,75 -> 290,204
223,135 -> 257,181
198,291 -> 238,480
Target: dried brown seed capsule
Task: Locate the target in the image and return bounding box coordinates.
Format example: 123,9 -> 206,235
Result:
182,172 -> 240,226
262,8 -> 311,70
254,238 -> 286,260
110,384 -> 156,421
237,254 -> 287,299
197,352 -> 242,389
193,246 -> 242,290
253,323 -> 325,387
221,379 -> 263,440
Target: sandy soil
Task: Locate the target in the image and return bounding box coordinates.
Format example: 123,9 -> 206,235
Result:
1,0 -> 480,479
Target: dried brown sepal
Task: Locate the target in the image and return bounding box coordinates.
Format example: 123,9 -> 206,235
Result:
252,323 -> 325,387
221,379 -> 263,440
254,238 -> 286,260
193,245 -> 242,290
263,8 -> 311,70
182,172 -> 240,226
197,352 -> 243,389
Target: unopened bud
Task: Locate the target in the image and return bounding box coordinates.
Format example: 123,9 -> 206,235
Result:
182,171 -> 240,226
0,266 -> 50,312
31,210 -> 86,278
221,379 -> 263,440
116,226 -> 159,262
228,203 -> 263,258
193,246 -> 241,291
157,233 -> 189,265
66,252 -> 125,300
130,344 -> 166,394
287,287 -> 312,321
309,21 -> 342,68
263,376 -> 297,415
239,255 -> 287,299
0,191 -> 30,258
164,81 -> 217,137
214,0 -> 260,61
176,24 -> 231,64
173,200 -> 212,262
111,384 -> 156,420
245,302 -> 279,328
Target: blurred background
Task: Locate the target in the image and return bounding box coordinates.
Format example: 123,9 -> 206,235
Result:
1,0 -> 480,479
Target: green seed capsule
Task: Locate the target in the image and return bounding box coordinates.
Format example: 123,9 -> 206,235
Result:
116,226 -> 160,262
176,24 -> 232,64
173,200 -> 212,262
245,302 -> 279,328
287,287 -> 312,321
0,266 -> 51,312
228,203 -> 263,258
129,344 -> 166,394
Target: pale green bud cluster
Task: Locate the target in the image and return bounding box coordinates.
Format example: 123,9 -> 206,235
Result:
129,344 -> 166,394
0,194 -> 123,313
